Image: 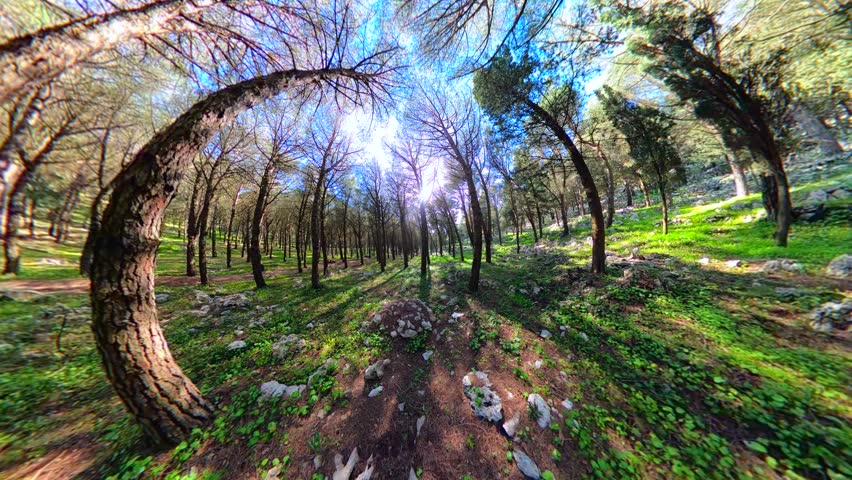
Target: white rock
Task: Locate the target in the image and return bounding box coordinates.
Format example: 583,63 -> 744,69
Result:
527,394 -> 551,429
451,312 -> 464,319
533,360 -> 543,369
408,467 -> 417,480
354,455 -> 375,480
390,330 -> 398,338
698,257 -> 711,265
513,449 -> 541,479
422,350 -> 433,361
260,381 -> 287,398
502,412 -> 521,437
368,386 -> 384,397
401,329 -> 418,338
539,329 -> 551,339
284,385 -> 306,398
228,340 -> 247,350
398,402 -> 405,412
332,448 -> 359,480
421,320 -> 432,329
416,415 -> 425,436
364,359 -> 390,380
726,259 -> 743,268
561,399 -> 574,410
307,322 -> 315,329
579,332 -> 589,342
462,371 -> 503,423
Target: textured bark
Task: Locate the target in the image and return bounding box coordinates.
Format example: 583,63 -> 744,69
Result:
525,99 -> 605,273
659,185 -> 669,235
478,175 -> 493,264
87,67 -> 370,445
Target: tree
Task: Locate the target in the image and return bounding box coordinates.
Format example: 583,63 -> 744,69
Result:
306,119 -> 355,288
410,91 -> 485,292
600,87 -> 684,234
609,1 -> 795,246
473,48 -> 606,273
196,127 -> 246,285
86,50 -> 394,444
389,137 -> 432,277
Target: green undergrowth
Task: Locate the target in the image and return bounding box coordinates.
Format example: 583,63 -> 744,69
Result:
0,171 -> 849,479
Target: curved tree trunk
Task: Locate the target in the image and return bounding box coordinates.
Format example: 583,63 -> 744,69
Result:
525,99 -> 605,273
87,67 -> 371,445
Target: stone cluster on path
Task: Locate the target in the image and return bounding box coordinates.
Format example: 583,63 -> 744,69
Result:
190,291 -> 252,316
259,380 -> 305,399
809,299 -> 852,332
272,333 -> 305,359
364,299 -> 435,340
462,370 -> 503,423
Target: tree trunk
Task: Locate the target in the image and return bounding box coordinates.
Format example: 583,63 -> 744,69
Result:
726,152 -> 749,198
185,169 -> 204,277
2,165 -> 34,274
225,186 -> 240,269
197,176 -> 219,285
87,67 -> 372,445
0,0 -> 191,105
638,176 -> 652,207
480,181 -> 493,264
597,145 -> 616,228
525,99 -> 605,273
250,162 -> 274,289
659,184 -> 669,235
311,168 -> 328,288
624,181 -> 633,207
419,202 -> 428,276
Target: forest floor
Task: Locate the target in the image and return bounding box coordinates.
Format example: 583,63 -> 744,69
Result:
0,162 -> 850,480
